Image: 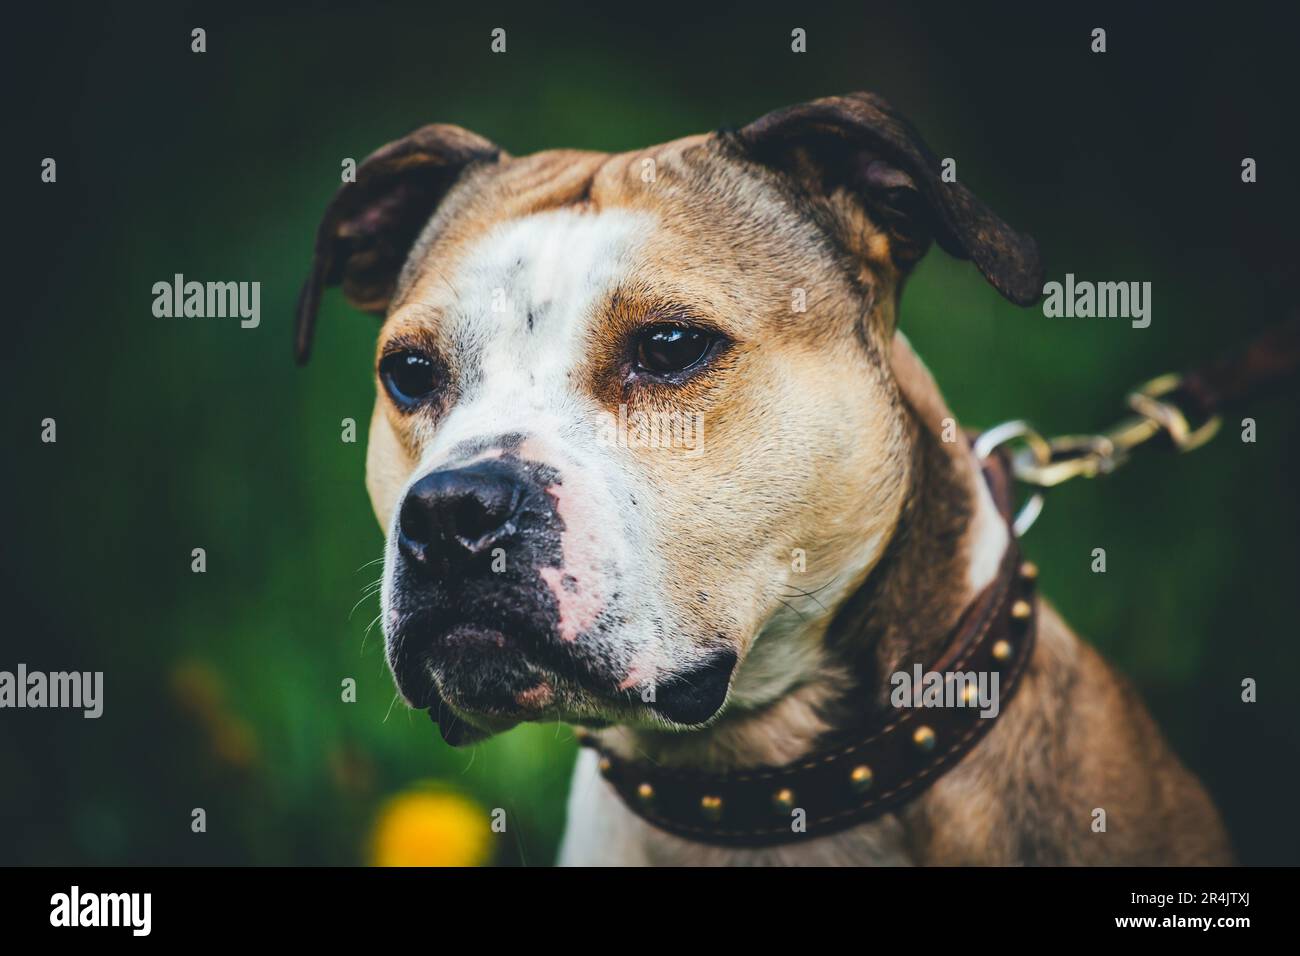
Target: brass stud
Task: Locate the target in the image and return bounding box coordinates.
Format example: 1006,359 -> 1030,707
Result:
636,782 -> 655,805
912,725 -> 937,752
700,794 -> 724,822
991,639 -> 1014,663
772,787 -> 796,814
961,682 -> 980,706
1020,560 -> 1039,581
850,765 -> 874,793
1011,599 -> 1033,621
597,756 -> 613,777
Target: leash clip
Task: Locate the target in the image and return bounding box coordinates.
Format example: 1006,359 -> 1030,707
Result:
1125,373 -> 1222,452
973,420 -> 1046,536
978,374 -> 1226,537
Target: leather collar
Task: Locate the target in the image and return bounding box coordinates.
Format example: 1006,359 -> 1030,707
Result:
577,451 -> 1038,847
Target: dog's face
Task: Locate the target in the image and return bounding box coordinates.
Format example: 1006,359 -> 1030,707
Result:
296,95 -> 1041,744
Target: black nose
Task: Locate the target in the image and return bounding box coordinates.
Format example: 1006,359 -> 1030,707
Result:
398,463 -> 524,575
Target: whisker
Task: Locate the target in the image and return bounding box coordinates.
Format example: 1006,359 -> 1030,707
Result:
383,692 -> 402,723
349,580 -> 383,622
778,582 -> 830,613
774,595 -> 808,621
360,611 -> 385,656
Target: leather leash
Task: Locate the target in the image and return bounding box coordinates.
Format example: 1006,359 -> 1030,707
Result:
1171,313 -> 1300,424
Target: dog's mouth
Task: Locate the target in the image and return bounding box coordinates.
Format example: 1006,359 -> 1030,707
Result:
389,615 -> 611,742
388,612 -> 739,745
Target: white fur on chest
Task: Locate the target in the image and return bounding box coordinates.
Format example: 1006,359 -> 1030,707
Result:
557,749 -> 915,866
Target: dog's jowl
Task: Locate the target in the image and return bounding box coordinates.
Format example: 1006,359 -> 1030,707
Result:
297,93 -> 1232,865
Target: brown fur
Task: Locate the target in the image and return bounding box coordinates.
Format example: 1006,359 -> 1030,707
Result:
600,335 -> 1234,864
872,352 -> 1232,864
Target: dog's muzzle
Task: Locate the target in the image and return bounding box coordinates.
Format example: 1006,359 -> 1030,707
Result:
385,457 -> 570,732
384,453 -> 738,742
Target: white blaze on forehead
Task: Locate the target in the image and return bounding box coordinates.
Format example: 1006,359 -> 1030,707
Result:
414,207 -> 653,475
398,207 -> 664,653
461,208 -> 649,418
417,208 -> 653,462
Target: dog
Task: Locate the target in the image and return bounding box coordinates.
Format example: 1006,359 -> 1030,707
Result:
295,93 -> 1233,865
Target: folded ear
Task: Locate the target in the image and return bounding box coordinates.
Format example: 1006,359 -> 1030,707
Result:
736,93 -> 1043,306
294,124 -> 502,364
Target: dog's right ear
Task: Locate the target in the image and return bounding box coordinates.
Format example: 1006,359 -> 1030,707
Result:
735,93 -> 1043,307
294,124 -> 502,364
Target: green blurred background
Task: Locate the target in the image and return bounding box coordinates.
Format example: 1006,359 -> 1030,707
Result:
3,1 -> 1298,865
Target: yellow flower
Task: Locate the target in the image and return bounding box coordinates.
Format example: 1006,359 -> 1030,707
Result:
369,789 -> 492,867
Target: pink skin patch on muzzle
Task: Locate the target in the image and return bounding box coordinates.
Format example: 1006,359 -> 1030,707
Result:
538,481 -> 606,642
616,654 -> 661,694
515,681 -> 554,710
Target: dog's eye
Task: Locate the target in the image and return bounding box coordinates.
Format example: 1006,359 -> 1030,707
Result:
379,350 -> 439,409
635,324 -> 713,375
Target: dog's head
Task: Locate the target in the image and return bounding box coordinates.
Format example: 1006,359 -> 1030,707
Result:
296,94 -> 1041,745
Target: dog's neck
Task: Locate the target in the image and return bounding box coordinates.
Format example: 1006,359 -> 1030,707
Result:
599,332 -> 1009,770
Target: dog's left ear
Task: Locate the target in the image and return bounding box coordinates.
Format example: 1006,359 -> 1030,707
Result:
294,124 -> 503,364
736,92 -> 1043,306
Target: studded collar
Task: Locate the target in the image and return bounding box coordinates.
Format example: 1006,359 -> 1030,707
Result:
576,453 -> 1038,848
